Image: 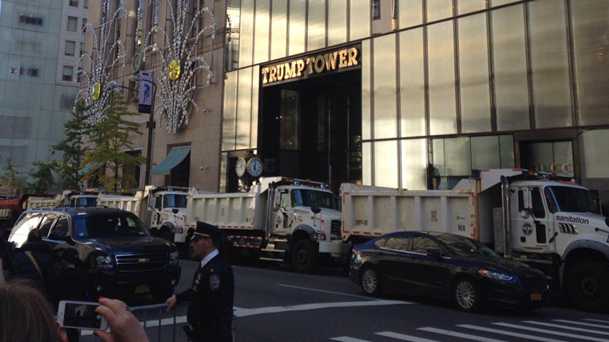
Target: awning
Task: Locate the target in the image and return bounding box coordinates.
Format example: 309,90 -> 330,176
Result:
151,146 -> 191,175
79,162 -> 102,177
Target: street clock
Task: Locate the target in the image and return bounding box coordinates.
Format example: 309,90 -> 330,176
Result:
246,157 -> 263,177
235,157 -> 247,177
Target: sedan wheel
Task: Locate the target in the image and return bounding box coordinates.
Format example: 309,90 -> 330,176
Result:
361,268 -> 380,296
454,279 -> 480,312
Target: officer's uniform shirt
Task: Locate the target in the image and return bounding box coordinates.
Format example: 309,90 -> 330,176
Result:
177,249 -> 234,342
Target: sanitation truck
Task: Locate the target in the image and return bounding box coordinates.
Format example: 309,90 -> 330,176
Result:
186,177 -> 347,272
97,186 -> 191,246
25,191 -> 98,209
341,169 -> 609,311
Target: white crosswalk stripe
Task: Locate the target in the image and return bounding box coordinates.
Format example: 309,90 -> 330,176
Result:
457,324 -> 567,342
330,337 -> 372,342
524,320 -> 609,336
493,322 -> 609,342
587,319 -> 609,325
375,331 -> 439,342
418,327 -> 506,342
553,319 -> 609,330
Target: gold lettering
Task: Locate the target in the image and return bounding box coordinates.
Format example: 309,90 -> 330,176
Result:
285,62 -> 296,79
314,55 -> 325,73
261,67 -> 269,84
269,66 -> 277,83
276,64 -> 285,81
324,52 -> 338,70
348,48 -> 359,67
295,59 -> 306,76
338,50 -> 348,68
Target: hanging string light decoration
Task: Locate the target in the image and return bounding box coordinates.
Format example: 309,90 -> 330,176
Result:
77,1 -> 126,125
149,0 -> 216,134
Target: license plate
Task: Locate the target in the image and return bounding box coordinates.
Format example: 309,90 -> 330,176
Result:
135,285 -> 150,294
530,293 -> 542,301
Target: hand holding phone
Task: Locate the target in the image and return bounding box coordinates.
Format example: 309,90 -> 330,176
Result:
94,298 -> 150,342
57,300 -> 108,331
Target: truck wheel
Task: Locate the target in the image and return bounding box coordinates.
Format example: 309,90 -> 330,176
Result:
360,267 -> 381,296
453,278 -> 481,312
160,226 -> 173,242
291,240 -> 317,273
566,260 -> 609,312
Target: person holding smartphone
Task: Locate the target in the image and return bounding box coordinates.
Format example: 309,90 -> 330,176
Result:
166,222 -> 234,342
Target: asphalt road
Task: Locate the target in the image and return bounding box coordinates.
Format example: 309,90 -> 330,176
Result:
83,259 -> 609,342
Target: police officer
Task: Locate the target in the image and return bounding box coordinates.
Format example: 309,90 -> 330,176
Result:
166,222 -> 234,342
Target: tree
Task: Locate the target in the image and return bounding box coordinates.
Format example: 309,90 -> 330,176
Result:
0,159 -> 26,196
26,161 -> 55,194
84,93 -> 144,192
51,99 -> 89,190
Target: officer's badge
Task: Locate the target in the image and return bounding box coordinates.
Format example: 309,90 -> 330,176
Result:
209,274 -> 221,291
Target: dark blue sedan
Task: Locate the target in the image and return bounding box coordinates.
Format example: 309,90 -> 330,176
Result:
349,231 -> 549,312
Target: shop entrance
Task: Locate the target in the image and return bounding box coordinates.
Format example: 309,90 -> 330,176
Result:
260,70 -> 361,192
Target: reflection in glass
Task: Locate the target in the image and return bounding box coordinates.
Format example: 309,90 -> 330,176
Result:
491,0 -> 520,6
289,0 -> 306,55
251,66 -> 259,148
499,135 -> 514,168
401,139 -> 427,190
363,142 -> 372,185
307,0 -> 326,51
222,71 -> 237,151
399,0 -> 423,28
521,141 -> 573,177
528,0 -> 572,128
399,29 -> 426,137
328,0 -> 348,46
362,40 -> 372,140
428,21 -> 457,135
492,5 -> 530,131
444,137 -> 471,176
458,0 -> 486,15
270,0 -> 288,60
279,89 -> 300,150
238,0 -> 254,68
350,0 -> 371,40
237,68 -> 252,149
374,140 -> 398,188
471,136 -> 500,170
583,129 -> 609,178
427,0 -> 453,22
571,1 -> 609,126
253,0 -> 270,64
373,34 -> 397,139
459,14 -> 491,133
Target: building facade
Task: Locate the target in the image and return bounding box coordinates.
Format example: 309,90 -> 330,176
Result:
0,0 -> 87,181
222,0 -> 609,206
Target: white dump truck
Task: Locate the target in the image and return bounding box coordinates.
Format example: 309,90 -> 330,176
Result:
341,169 -> 609,311
186,177 -> 348,272
26,191 -> 98,209
97,186 -> 190,246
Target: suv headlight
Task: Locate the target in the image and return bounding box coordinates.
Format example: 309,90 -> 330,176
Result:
95,255 -> 114,270
169,251 -> 179,265
478,269 -> 519,284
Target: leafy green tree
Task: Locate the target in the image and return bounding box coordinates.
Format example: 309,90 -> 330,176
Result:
0,159 -> 27,195
26,161 -> 55,194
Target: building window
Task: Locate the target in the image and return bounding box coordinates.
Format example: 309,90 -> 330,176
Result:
19,15 -> 43,26
81,18 -> 87,31
372,0 -> 381,20
69,0 -> 79,7
67,16 -> 78,32
62,66 -> 74,81
84,0 -> 88,8
80,42 -> 85,56
65,40 -> 76,56
27,68 -> 39,77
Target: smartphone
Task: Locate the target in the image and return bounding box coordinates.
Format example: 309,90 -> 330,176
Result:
57,300 -> 108,331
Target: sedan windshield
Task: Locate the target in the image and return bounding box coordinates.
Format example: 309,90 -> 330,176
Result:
291,189 -> 339,210
163,194 -> 187,208
74,213 -> 148,239
549,186 -> 593,213
434,233 -> 499,259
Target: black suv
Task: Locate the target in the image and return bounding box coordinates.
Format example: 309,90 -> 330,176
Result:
7,208 -> 181,303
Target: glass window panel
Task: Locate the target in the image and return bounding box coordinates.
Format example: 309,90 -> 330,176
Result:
222,71 -> 238,151
289,0 -> 306,55
521,142 -> 553,174
307,0 -> 326,51
279,89 -> 300,150
374,140 -> 398,188
362,39 -> 372,140
350,0 -> 371,40
373,34 -> 397,139
428,21 -> 457,135
328,0 -> 348,46
583,130 -> 609,178
491,0 -> 520,7
219,153 -> 228,192
571,1 -> 609,126
399,0 -> 423,28
270,0 -> 288,60
471,136 -> 500,171
399,28 -> 426,137
236,68 -> 252,149
459,14 -> 491,133
458,0 -> 486,15
253,0 -> 270,64
499,135 -> 515,168
492,4 -> 530,131
432,139 -> 446,175
444,137 -> 471,176
401,139 -> 427,190
238,0 -> 254,68
363,142 -> 372,185
529,0 -> 572,128
427,0 -> 453,22
553,141 -> 574,177
251,65 -> 259,149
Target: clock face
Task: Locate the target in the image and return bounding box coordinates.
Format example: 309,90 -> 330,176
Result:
235,158 -> 247,177
247,157 -> 263,177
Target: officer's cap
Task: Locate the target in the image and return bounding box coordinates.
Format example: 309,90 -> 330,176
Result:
193,221 -> 221,242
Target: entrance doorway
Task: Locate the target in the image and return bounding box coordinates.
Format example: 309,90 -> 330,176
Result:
520,140 -> 574,178
260,70 -> 362,192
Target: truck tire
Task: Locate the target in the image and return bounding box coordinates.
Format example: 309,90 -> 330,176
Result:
453,278 -> 481,312
360,267 -> 381,296
566,260 -> 609,312
159,226 -> 173,242
291,239 -> 317,273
